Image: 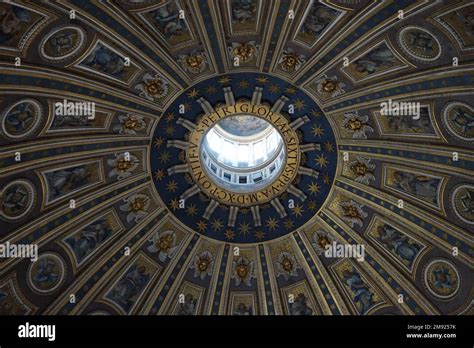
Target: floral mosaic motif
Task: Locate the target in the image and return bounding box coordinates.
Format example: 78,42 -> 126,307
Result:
231,256 -> 256,286
119,193 -> 150,223
177,49 -> 208,74
278,48 -> 306,72
146,229 -> 179,262
348,156 -> 376,185
190,250 -> 215,280
339,200 -> 368,228
276,251 -> 301,280
314,74 -> 346,99
228,41 -> 260,64
113,114 -> 147,135
423,259 -> 460,299
342,112 -> 374,139
135,72 -> 169,101
107,152 -> 140,180
311,230 -> 333,255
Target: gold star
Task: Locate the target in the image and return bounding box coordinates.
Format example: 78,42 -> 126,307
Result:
158,151 -> 171,163
294,98 -> 306,111
153,137 -> 164,148
292,204 -> 304,217
307,200 -> 318,211
324,141 -> 334,152
269,84 -> 280,93
310,108 -> 321,118
285,86 -> 297,95
238,221 -> 251,235
238,80 -> 249,89
256,75 -> 269,84
211,218 -> 223,231
322,173 -> 331,185
196,220 -> 207,232
206,85 -> 217,94
316,154 -> 329,168
284,219 -> 294,230
266,217 -> 279,231
182,101 -> 191,110
307,182 -> 320,195
187,88 -> 199,98
166,180 -> 178,192
165,112 -> 175,122
165,125 -> 175,135
169,198 -> 180,211
255,231 -> 265,241
154,169 -> 165,181
186,203 -> 197,217
225,229 -> 235,241
311,124 -> 325,137
218,76 -> 231,85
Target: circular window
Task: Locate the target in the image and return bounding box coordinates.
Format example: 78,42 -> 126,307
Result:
201,115 -> 285,192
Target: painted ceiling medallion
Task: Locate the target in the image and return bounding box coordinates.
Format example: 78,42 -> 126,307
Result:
151,73 -> 337,243
398,26 -> 442,62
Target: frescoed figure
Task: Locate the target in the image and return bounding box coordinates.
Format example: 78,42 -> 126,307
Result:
234,302 -> 252,315
108,264 -> 150,312
81,43 -> 126,77
45,165 -> 93,199
391,170 -> 439,205
65,218 -> 114,264
177,294 -> 197,315
289,293 -> 313,315
151,1 -> 188,40
0,4 -> 31,45
298,3 -> 340,42
342,270 -> 374,314
231,0 -> 257,23
377,224 -> 421,267
352,44 -> 396,75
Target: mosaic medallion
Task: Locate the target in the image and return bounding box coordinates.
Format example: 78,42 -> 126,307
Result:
451,184 -> 474,225
39,25 -> 87,62
0,179 -> 35,221
27,253 -> 67,294
442,101 -> 474,142
423,259 -> 460,300
398,26 -> 441,62
1,99 -> 43,139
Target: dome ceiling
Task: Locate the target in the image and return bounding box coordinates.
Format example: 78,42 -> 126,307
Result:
0,0 -> 472,317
